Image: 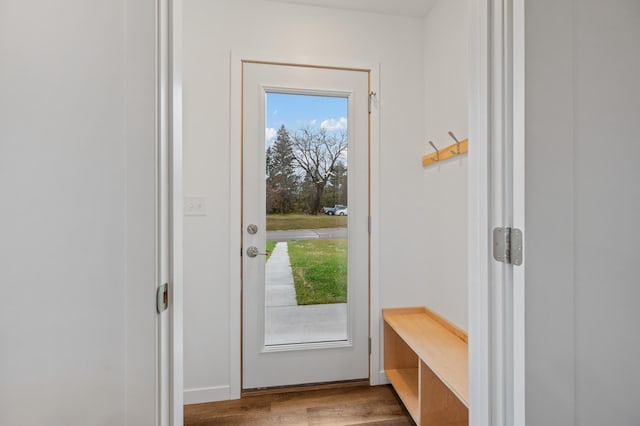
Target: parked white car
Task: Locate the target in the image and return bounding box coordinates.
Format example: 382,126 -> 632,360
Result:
324,204 -> 346,215
335,207 -> 348,216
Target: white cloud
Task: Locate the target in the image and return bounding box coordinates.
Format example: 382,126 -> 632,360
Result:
320,117 -> 347,131
273,110 -> 278,116
310,119 -> 317,126
265,127 -> 277,145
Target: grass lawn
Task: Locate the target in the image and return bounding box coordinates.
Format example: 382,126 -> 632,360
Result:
265,240 -> 277,261
267,214 -> 347,231
287,239 -> 347,305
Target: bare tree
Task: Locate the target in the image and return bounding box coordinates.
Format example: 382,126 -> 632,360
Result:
290,127 -> 348,214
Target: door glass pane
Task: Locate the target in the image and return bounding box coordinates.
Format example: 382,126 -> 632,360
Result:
264,92 -> 349,346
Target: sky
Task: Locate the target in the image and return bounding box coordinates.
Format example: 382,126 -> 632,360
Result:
265,92 -> 348,146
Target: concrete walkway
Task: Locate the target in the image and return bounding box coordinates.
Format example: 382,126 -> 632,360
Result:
265,242 -> 297,307
264,242 -> 347,346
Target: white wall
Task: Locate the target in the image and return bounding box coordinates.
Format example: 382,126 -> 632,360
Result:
525,0 -> 640,424
182,0 -> 426,402
0,0 -> 157,424
525,1 -> 576,423
124,0 -> 160,424
421,0 -> 469,331
573,2 -> 640,423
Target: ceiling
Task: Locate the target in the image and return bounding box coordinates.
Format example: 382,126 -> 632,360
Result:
267,0 -> 438,18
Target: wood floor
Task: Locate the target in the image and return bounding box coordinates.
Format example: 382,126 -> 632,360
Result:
184,384 -> 415,425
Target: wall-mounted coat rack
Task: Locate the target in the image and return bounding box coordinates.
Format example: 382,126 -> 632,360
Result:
422,131 -> 468,167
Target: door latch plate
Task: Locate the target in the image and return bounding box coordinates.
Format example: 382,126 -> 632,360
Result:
157,283 -> 169,313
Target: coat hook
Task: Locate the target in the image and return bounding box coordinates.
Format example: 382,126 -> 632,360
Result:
448,131 -> 461,155
428,141 -> 440,161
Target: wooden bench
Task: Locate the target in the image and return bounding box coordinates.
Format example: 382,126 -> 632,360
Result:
383,307 -> 468,426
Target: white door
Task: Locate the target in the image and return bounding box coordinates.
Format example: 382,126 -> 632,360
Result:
242,61 -> 370,389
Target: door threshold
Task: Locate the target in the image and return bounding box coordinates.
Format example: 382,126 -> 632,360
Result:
241,378 -> 370,398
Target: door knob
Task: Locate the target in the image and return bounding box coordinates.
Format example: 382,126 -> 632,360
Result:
246,246 -> 267,258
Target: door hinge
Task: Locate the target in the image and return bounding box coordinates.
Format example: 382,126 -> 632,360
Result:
368,91 -> 376,113
156,283 -> 169,314
367,216 -> 371,235
493,227 -> 523,266
368,337 -> 372,354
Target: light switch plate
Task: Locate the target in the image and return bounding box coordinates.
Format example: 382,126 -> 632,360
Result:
184,196 -> 206,216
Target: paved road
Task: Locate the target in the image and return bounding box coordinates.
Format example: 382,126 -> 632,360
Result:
266,227 -> 347,242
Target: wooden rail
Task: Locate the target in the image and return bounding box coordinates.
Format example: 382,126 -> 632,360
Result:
422,138 -> 468,167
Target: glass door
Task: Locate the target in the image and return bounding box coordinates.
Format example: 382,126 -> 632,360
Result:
242,62 -> 369,389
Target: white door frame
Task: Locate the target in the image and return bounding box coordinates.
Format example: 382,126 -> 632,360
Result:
158,0 -> 184,424
163,1 -> 525,425
230,54 -> 381,397
468,0 -> 525,425
169,0 -> 184,423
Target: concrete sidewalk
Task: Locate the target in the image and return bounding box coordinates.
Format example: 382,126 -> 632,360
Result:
264,242 -> 347,346
265,242 -> 297,307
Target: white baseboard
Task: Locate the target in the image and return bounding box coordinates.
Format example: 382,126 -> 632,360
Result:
184,385 -> 232,405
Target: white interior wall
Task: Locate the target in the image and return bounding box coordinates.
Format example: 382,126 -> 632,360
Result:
0,1 -> 158,424
421,0 -> 469,331
124,0 -> 160,424
0,1 -> 127,424
572,0 -> 640,423
525,0 -> 640,424
525,1 -> 576,422
182,0 -> 427,403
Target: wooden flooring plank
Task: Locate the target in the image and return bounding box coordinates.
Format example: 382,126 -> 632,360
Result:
307,399 -> 409,425
184,384 -> 415,426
